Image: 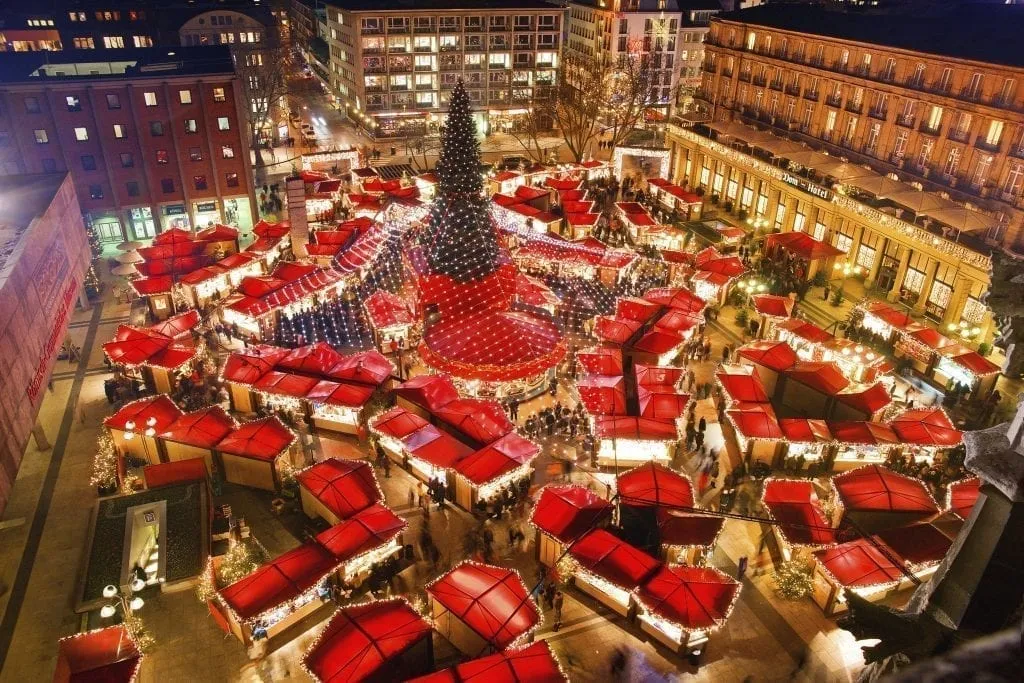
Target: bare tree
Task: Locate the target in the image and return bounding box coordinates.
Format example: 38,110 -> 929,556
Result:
551,51 -> 612,162
233,42 -> 292,168
506,86 -> 557,164
603,52 -> 659,156
406,135 -> 443,172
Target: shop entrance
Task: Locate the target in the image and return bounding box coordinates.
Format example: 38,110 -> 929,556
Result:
128,207 -> 157,240
193,200 -> 222,230
90,214 -> 124,244
162,204 -> 191,232
876,255 -> 900,293
121,501 -> 166,587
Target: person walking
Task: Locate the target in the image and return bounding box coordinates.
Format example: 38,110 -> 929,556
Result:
553,589 -> 564,631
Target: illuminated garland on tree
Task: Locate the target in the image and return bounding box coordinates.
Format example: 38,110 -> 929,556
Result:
90,432 -> 119,489
423,79 -> 500,283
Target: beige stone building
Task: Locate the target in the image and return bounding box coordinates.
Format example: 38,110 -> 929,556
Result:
667,3 -> 1024,334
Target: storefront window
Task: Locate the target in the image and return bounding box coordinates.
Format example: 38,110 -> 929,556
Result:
193,200 -> 221,229
813,221 -> 827,241
903,267 -> 925,294
128,207 -> 156,240
223,197 -> 253,231
962,296 -> 986,325
774,202 -> 785,230
926,279 -> 951,320
89,212 -> 124,243
793,211 -> 806,232
161,204 -> 191,232
855,244 -> 876,271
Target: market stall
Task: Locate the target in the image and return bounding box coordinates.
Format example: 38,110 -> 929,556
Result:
810,539 -> 903,616
633,565 -> 740,657
370,406 -> 431,462
576,346 -> 625,377
157,406 -> 235,470
363,290 -> 416,348
859,301 -> 915,344
764,231 -> 843,281
407,640 -> 566,683
567,528 -> 662,616
933,344 -> 1000,399
301,598 -> 433,682
102,324 -> 198,395
946,477 -> 981,520
530,484 -> 613,567
215,416 -> 296,491
656,509 -> 726,565
751,294 -> 795,340
452,433 -> 540,510
735,341 -> 798,396
617,462 -> 695,511
775,319 -> 835,361
214,542 -> 336,647
297,458 -> 382,526
400,424 -> 474,485
54,626 -> 143,683
221,346 -> 290,413
724,403 -> 784,465
827,421 -> 900,471
780,362 -> 850,417
831,465 -> 939,532
761,479 -> 836,557
594,416 -> 680,466
426,561 -> 540,656
514,273 -> 561,314
779,419 -> 834,466
315,503 -> 406,586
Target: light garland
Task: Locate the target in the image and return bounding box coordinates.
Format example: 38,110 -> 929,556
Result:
57,626 -> 145,683
760,477 -> 838,550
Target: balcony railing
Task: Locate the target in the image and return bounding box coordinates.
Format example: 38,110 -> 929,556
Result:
769,80 -> 784,91
738,71 -> 751,83
785,84 -> 800,96
845,101 -> 863,114
868,108 -> 888,121
959,86 -> 983,103
919,122 -> 942,136
753,75 -> 767,87
948,128 -> 970,143
975,138 -> 1001,153
895,114 -> 915,128
825,94 -> 842,108
804,90 -> 819,102
722,69 -> 733,78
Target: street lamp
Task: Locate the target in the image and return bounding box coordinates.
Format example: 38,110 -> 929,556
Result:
736,277 -> 766,306
831,260 -> 863,300
947,320 -> 982,342
99,581 -> 146,620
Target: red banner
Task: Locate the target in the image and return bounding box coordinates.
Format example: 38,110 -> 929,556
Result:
26,279 -> 79,404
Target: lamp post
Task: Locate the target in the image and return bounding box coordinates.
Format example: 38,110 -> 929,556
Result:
947,320 -> 982,343
831,260 -> 864,300
736,277 -> 766,307
100,581 -> 149,656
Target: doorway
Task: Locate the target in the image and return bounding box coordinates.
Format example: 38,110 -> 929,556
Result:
121,501 -> 167,587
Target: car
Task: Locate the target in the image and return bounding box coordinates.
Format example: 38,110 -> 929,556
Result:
289,112 -> 301,124
302,130 -> 318,144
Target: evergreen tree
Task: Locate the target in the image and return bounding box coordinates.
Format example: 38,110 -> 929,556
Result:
423,80 -> 500,283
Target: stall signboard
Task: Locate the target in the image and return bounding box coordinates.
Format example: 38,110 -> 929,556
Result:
196,202 -> 218,213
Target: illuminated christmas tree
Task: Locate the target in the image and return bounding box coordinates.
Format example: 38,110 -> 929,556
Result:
423,79 -> 500,283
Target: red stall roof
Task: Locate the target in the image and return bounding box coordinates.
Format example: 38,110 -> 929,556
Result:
371,407 -> 430,441
531,485 -> 612,544
297,458 -> 381,521
302,599 -> 431,683
767,231 -> 844,260
947,477 -> 981,519
253,371 -> 320,399
634,565 -> 740,632
577,346 -> 624,376
594,315 -> 642,345
652,308 -> 702,335
875,522 -> 954,567
142,458 -> 207,489
777,318 -> 834,344
717,365 -> 770,403
408,641 -> 566,683
617,297 -> 662,323
643,287 -> 706,315
278,342 -> 344,376
698,255 -> 746,277
219,543 -> 337,621
907,325 -> 951,351
779,418 -> 833,444
435,398 -> 515,445
103,394 -> 182,432
196,223 -> 239,242
364,290 -> 415,329
426,562 -> 539,650
454,433 -> 540,486
832,465 -> 938,515
221,346 -> 290,385
55,625 -> 142,683
635,364 -> 683,388
618,462 -> 694,509
149,310 -> 201,339
862,301 -> 915,331
328,350 -> 393,386
569,529 -> 661,590
159,406 -> 235,448
787,362 -> 850,396
395,374 -> 460,411
130,275 -> 175,296
403,425 -> 475,470
594,416 -> 679,441
727,404 -> 783,440
306,380 -> 376,408
633,329 -> 685,355
940,345 -> 1001,377
835,382 -> 892,416
752,294 -> 795,319
637,386 -> 690,420
657,509 -> 725,548
762,479 -> 836,546
216,417 -> 293,461
890,408 -> 962,447
315,503 -> 407,563
577,375 -> 628,416
737,340 -> 799,372
828,421 -> 900,446
812,539 -> 903,589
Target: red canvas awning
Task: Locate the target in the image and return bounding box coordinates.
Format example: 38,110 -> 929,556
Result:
454,433 -> 540,486
593,315 -> 642,345
154,227 -> 193,245
862,301 -> 915,331
643,287 -> 706,315
104,394 -> 183,432
594,416 -> 679,440
196,223 -> 239,242
142,458 -> 207,489
737,340 -> 799,372
55,626 -> 142,683
779,418 -> 833,444
569,528 -> 661,590
427,562 -> 539,651
395,374 -> 461,411
297,458 -> 381,521
832,465 -> 938,514
435,398 -> 515,445
364,290 -> 415,329
159,406 -> 235,448
253,371 -> 320,399
371,407 -> 430,440
403,425 -> 475,470
787,362 -> 850,395
652,309 -> 701,336
657,509 -> 725,548
149,310 -> 201,339
545,177 -> 581,191
637,386 -> 690,420
530,485 -> 612,544
616,297 -> 662,323
752,294 -> 795,318
577,375 -> 628,416
278,342 -> 344,376
947,477 -> 981,519
634,364 -> 683,387
130,276 -> 175,296
777,318 -> 834,344
407,641 -> 566,683
635,565 -> 740,632
727,404 -> 783,440
875,522 -> 953,567
216,417 -> 293,461
835,382 -> 891,416
306,380 -> 376,408
698,255 -> 746,277
577,346 -> 624,376
633,329 -> 684,355
812,538 -> 903,589
766,231 -> 844,260
219,543 -> 336,621
907,325 -> 952,351
222,346 -> 290,385
302,598 -> 430,683
328,351 -> 393,386
762,479 -> 836,546
315,503 -> 407,563
828,421 -> 900,446
889,408 -> 962,447
940,345 -> 1001,377
618,463 -> 694,509
717,365 -> 770,403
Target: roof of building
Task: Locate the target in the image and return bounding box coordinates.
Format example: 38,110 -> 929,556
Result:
329,0 -> 562,12
0,173 -> 68,279
717,4 -> 1024,68
0,46 -> 236,84
571,0 -> 719,11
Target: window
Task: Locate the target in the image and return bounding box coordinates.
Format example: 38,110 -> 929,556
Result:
143,92 -> 157,107
942,147 -> 961,178
184,119 -> 198,134
106,93 -> 121,109
113,124 -> 125,139
81,155 -> 96,171
903,267 -> 925,294
893,130 -> 909,158
189,147 -> 203,161
917,139 -> 934,167
65,96 -> 82,112
25,97 -> 40,114
221,144 -> 235,159
1004,162 -> 1024,198
133,35 -> 152,48
41,158 -> 57,172
985,120 -> 1004,146
954,112 -> 972,137
193,175 -> 208,191
74,127 -> 89,141
155,150 -> 169,164
911,63 -> 925,86
179,89 -> 193,104
226,172 -> 239,188
745,32 -> 755,51
927,105 -> 943,130
88,184 -> 104,200
120,153 -> 133,168
999,78 -> 1016,104
972,155 -> 993,188
967,73 -> 983,97
938,67 -> 953,92
217,117 -> 230,131
883,57 -> 896,80
73,37 -> 95,49
161,178 -> 174,194
825,110 -> 837,132
793,210 -> 806,233
213,87 -> 226,102
856,244 -> 876,271
103,36 -> 125,49
150,121 -> 164,136
840,49 -> 849,68
866,122 -> 881,152
126,181 -> 140,197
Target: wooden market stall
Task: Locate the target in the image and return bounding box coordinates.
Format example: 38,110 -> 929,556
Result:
157,406 -> 235,470
761,479 -> 837,560
451,432 -> 540,511
215,416 -> 297,491
831,464 -> 939,533
54,625 -> 143,683
363,290 -> 416,348
567,528 -> 661,617
103,395 -> 183,463
314,503 -> 406,587
751,294 -> 795,340
297,458 -> 382,526
530,484 -> 613,568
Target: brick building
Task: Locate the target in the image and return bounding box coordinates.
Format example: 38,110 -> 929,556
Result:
0,47 -> 258,245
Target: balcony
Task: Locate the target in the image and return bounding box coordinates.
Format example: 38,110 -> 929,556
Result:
722,68 -> 733,78
465,23 -> 484,33
825,94 -> 842,108
489,41 -> 510,50
738,71 -> 751,83
845,101 -> 863,114
948,128 -> 970,143
830,60 -> 849,72
364,64 -> 386,74
785,84 -> 800,96
959,86 -> 983,103
362,26 -> 384,35
769,79 -> 784,91
536,60 -> 554,68
389,83 -> 410,91
919,122 -> 942,137
364,85 -> 386,93
895,114 -> 915,128
975,137 -> 1001,153
868,108 -> 887,121
514,23 -> 533,32
366,101 -> 385,110
804,90 -> 819,102
362,46 -> 383,54
464,62 -> 484,71
412,23 -> 435,33
387,25 -> 409,34
852,64 -> 871,78
1009,144 -> 1024,159
440,62 -> 461,71
753,75 -> 767,87
489,62 -> 508,70
808,56 -> 825,68
387,46 -> 408,53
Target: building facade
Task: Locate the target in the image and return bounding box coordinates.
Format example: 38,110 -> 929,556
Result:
694,4 -> 1024,251
566,0 -> 720,118
322,0 -> 566,138
0,48 -> 258,245
0,173 -> 91,513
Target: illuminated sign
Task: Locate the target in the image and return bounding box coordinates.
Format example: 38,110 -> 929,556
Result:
780,172 -> 833,201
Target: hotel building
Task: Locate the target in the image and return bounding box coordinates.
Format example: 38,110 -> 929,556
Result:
667,3 -> 1024,333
